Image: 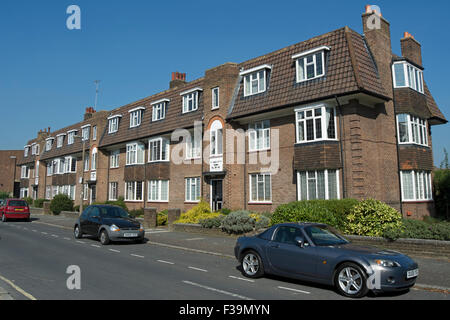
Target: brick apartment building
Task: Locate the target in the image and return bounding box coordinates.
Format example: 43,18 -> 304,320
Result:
0,150 -> 22,196
15,7 -> 447,219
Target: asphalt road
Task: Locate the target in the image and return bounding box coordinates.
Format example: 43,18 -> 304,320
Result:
0,219 -> 448,300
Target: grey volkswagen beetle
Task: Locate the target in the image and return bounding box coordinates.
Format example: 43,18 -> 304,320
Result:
234,223 -> 419,298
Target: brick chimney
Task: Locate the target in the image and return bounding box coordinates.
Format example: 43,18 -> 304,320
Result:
170,72 -> 186,89
362,4 -> 393,96
84,107 -> 96,121
400,32 -> 422,66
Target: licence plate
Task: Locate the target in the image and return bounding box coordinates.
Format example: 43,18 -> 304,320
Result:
123,233 -> 138,238
407,269 -> 419,279
15,209 -> 24,212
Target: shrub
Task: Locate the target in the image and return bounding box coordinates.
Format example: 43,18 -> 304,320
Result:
221,211 -> 256,234
74,205 -> 80,213
199,215 -> 225,229
0,191 -> 10,199
434,169 -> 450,219
271,201 -> 340,229
218,208 -> 232,215
33,199 -> 47,208
94,197 -> 129,212
49,194 -> 74,215
383,219 -> 450,241
23,197 -> 34,207
175,200 -> 220,224
255,214 -> 271,230
157,210 -> 168,226
128,209 -> 144,218
345,199 -> 403,237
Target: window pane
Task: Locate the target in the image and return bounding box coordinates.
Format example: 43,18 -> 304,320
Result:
299,172 -> 307,200
328,170 -> 338,199
326,108 -> 336,139
265,175 -> 271,201
317,171 -> 326,199
306,64 -> 315,79
161,181 -> 168,201
306,119 -> 314,141
298,59 -> 305,81
251,175 -> 257,201
315,52 -> 323,76
394,64 -> 406,87
307,171 -> 317,200
397,114 -> 409,143
315,118 -> 322,139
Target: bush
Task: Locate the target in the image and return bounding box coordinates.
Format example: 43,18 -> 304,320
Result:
175,200 -> 221,224
157,210 -> 168,226
49,194 -> 74,215
218,208 -> 232,215
22,197 -> 34,207
271,201 -> 340,229
94,197 -> 129,212
74,205 -> 80,213
221,211 -> 256,234
434,169 -> 450,220
383,219 -> 450,241
128,209 -> 144,218
33,199 -> 47,208
199,215 -> 225,229
0,191 -> 10,199
345,199 -> 403,237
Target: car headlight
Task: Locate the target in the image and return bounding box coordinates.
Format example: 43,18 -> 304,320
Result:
139,224 -> 144,232
110,224 -> 120,232
375,259 -> 400,267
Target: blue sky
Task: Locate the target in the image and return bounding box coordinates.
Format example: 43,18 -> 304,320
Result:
0,0 -> 448,166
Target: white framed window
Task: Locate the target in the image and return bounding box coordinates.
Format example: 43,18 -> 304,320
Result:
67,131 -> 76,145
81,125 -> 91,141
397,114 -> 428,146
186,132 -> 202,159
21,166 -> 30,179
108,116 -> 121,133
185,177 -> 201,202
129,107 -> 145,128
148,137 -> 170,162
152,99 -> 169,121
52,158 -> 65,175
182,92 -> 198,113
243,70 -> 267,97
24,146 -> 30,157
64,156 -> 77,173
91,148 -> 98,171
110,150 -> 120,168
393,62 -> 424,94
210,120 -> 223,156
57,135 -> 65,148
249,120 -> 270,151
83,184 -> 89,201
84,157 -> 89,172
109,182 -> 118,201
20,188 -> 29,199
295,104 -> 337,144
293,47 -> 328,83
297,170 -> 340,201
148,180 -> 169,202
92,126 -> 97,141
47,161 -> 53,176
31,143 -> 40,156
125,181 -> 144,202
45,186 -> 52,200
249,173 -> 272,203
400,170 -> 432,202
212,87 -> 219,109
126,142 -> 145,165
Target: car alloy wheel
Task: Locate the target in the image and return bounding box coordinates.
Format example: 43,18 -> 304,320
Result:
242,251 -> 263,278
99,230 -> 110,245
74,226 -> 82,239
335,263 -> 369,298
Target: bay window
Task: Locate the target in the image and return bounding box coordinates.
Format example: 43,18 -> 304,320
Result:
148,180 -> 169,202
393,62 -> 424,94
126,142 -> 145,165
400,170 -> 432,201
297,170 -> 340,201
296,104 -> 336,143
125,181 -> 144,202
397,114 -> 428,146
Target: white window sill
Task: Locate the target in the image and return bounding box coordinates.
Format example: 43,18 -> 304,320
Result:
296,74 -> 325,84
147,200 -> 169,203
398,142 -> 429,148
248,202 -> 272,205
295,138 -> 338,145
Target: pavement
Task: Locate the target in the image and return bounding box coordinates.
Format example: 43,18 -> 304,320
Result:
0,212 -> 448,300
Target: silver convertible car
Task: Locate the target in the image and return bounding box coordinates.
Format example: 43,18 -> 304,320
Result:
234,223 -> 419,298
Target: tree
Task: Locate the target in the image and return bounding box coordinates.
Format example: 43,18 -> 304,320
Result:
440,148 -> 449,169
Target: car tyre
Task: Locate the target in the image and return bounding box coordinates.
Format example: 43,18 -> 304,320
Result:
74,225 -> 83,239
99,230 -> 110,245
2,214 -> 7,223
334,262 -> 369,298
241,250 -> 264,279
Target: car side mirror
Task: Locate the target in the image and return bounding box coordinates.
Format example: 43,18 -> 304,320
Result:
295,236 -> 305,248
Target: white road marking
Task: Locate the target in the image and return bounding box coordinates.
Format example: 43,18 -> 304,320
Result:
131,254 -> 145,258
188,266 -> 208,272
91,244 -> 101,248
228,276 -> 255,283
76,241 -> 85,244
0,273 -> 37,300
51,235 -> 59,238
41,232 -> 48,235
145,230 -> 170,234
185,238 -> 205,241
109,249 -> 120,253
277,286 -> 310,295
32,230 -> 37,232
63,237 -> 71,240
182,281 -> 253,300
157,260 -> 175,265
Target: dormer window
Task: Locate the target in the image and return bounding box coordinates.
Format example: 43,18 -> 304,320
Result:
393,61 -> 424,94
67,130 -> 77,145
24,146 -> 30,157
293,46 -> 329,83
181,88 -> 202,114
152,99 -> 169,122
31,143 -> 39,156
57,134 -> 65,148
108,115 -> 122,134
241,65 -> 271,97
46,138 -> 54,151
129,107 -> 145,128
81,125 -> 91,141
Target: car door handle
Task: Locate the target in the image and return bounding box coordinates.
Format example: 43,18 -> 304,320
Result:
270,244 -> 279,249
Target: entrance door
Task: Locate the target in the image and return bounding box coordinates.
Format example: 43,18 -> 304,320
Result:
211,180 -> 223,212
90,185 -> 96,204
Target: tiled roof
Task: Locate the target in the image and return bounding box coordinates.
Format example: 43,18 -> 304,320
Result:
227,27 -> 390,120
424,82 -> 447,124
99,78 -> 204,148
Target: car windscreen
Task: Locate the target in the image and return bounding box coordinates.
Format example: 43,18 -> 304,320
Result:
304,226 -> 349,246
98,206 -> 129,219
8,200 -> 28,207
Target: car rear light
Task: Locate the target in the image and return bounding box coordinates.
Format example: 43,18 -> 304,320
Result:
25,207 -> 30,213
6,206 -> 13,212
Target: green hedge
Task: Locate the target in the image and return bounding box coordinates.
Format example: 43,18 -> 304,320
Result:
33,199 -> 47,208
49,194 -> 74,215
383,219 -> 450,241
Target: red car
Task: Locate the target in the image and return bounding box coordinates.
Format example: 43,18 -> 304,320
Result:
1,199 -> 31,222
